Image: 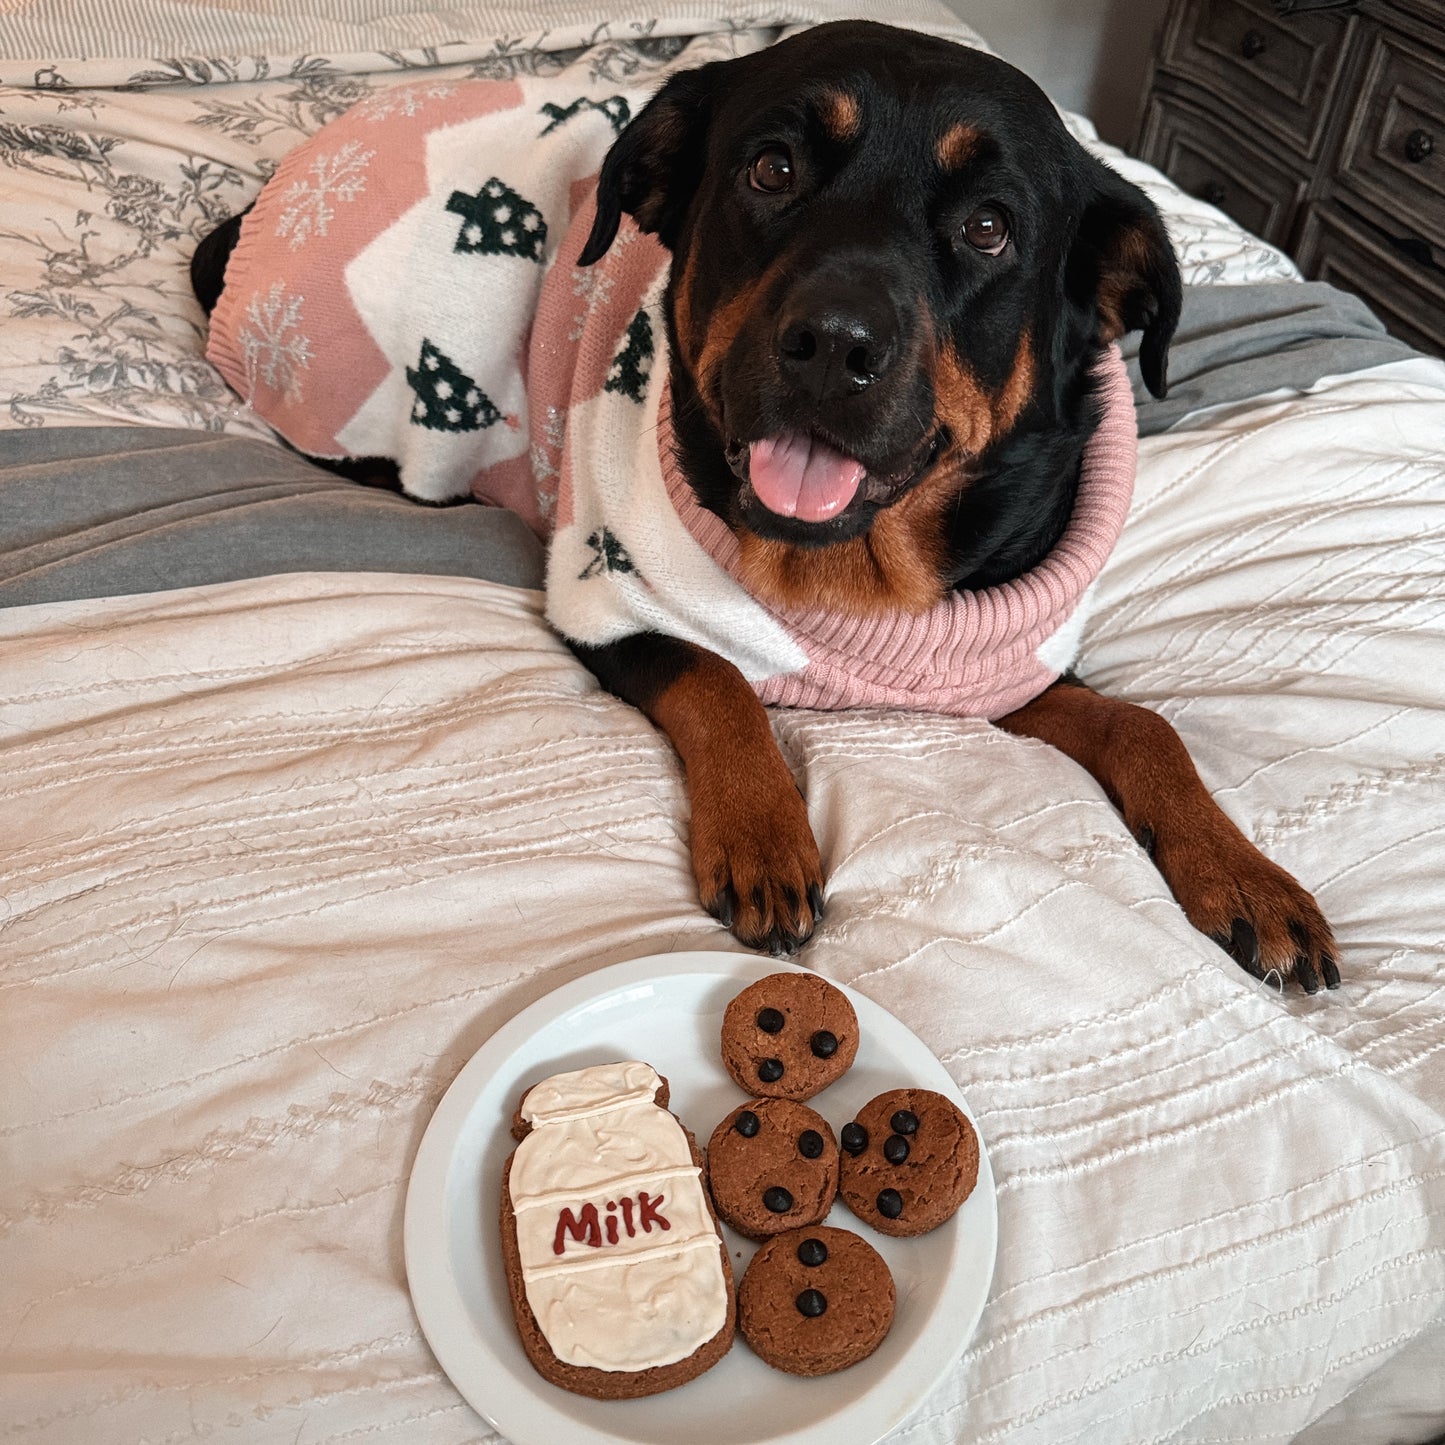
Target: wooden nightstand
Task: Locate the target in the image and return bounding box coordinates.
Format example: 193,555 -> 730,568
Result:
1134,0 -> 1445,355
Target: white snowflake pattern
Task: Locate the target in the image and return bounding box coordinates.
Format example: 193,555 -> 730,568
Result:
531,404 -> 567,519
238,282 -> 312,404
568,224 -> 637,343
569,268 -> 613,342
357,80 -> 457,123
275,140 -> 375,250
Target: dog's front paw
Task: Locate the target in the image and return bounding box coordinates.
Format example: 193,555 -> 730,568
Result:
688,768 -> 824,957
1146,818 -> 1339,993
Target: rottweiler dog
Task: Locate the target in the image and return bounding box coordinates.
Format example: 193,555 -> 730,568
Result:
568,22 -> 1336,990
193,20 -> 1338,991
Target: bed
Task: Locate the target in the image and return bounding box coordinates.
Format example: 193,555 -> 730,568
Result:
2,2 -> 1444,1442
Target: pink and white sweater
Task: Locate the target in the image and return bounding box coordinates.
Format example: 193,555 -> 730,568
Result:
208,74 -> 1139,721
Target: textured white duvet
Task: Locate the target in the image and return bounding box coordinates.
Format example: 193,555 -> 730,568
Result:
4,354 -> 1445,1443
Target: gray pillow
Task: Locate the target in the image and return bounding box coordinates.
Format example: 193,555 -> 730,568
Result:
0,426 -> 545,608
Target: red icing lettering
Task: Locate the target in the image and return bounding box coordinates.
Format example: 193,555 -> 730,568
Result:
549,1193 -> 669,1256
637,1191 -> 670,1233
552,1203 -> 602,1255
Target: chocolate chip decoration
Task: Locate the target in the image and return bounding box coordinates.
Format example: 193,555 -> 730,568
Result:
706,1099 -> 839,1242
839,1090 -> 979,1237
795,1288 -> 828,1317
721,973 -> 859,1102
797,1237 -> 828,1267
883,1134 -> 910,1164
841,1123 -> 868,1156
738,1226 -> 895,1376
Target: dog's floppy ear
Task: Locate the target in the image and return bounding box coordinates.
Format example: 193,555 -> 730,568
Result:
577,63 -> 722,266
1068,162 -> 1182,399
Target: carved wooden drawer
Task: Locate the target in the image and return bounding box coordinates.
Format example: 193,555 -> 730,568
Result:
1158,0 -> 1355,158
1335,28 -> 1445,253
1136,88 -> 1306,246
1295,204 -> 1445,357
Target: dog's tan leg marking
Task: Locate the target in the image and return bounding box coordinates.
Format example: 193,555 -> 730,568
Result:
649,649 -> 823,955
997,679 -> 1339,991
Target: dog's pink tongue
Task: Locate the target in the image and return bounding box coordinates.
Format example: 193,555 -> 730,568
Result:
749,432 -> 865,522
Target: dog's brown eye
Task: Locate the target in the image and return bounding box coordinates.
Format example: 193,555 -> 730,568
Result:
962,206 -> 1009,255
749,147 -> 794,194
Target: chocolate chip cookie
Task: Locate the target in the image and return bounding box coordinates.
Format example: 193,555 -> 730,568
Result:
720,972 -> 859,1101
705,1098 -> 840,1239
838,1087 -> 978,1237
737,1225 -> 895,1375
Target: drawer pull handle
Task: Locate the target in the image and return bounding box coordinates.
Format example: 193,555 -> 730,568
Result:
1387,234 -> 1434,269
1404,129 -> 1435,164
1200,181 -> 1228,207
1240,30 -> 1267,60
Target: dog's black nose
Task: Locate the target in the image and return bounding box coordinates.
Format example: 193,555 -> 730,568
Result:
776,284 -> 898,401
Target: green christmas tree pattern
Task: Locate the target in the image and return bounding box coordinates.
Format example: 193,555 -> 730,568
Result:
446,179 -> 547,261
604,308 -> 653,404
539,95 -> 631,137
579,527 -> 638,579
405,340 -> 501,432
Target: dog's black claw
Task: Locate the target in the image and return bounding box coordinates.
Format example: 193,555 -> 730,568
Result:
1229,917 -> 1260,973
1134,823 -> 1156,858
1215,923 -> 1262,978
807,882 -> 825,924
712,884 -> 737,930
1295,956 -> 1320,995
1321,955 -> 1342,990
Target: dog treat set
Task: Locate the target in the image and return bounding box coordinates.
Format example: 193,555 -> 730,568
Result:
499,973 -> 980,1396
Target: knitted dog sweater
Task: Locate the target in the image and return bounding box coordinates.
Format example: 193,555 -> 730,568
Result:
207,75 -> 1138,721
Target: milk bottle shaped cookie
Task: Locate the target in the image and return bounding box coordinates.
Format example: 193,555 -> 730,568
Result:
499,1060 -> 735,1398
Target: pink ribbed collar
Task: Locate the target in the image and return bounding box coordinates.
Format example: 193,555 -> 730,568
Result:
657,344 -> 1137,719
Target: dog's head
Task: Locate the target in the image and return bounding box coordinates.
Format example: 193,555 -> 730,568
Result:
580,21 -> 1180,613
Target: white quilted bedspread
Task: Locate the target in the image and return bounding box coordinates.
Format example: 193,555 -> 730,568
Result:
4,355 -> 1445,1443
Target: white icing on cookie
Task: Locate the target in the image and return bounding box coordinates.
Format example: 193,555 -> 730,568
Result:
509,1061 -> 729,1373
519,1060 -> 662,1127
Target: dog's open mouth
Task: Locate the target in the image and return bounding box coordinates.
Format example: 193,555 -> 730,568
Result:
725,431 -> 941,523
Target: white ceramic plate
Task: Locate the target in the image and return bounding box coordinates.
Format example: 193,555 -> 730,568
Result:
404,952 -> 996,1445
